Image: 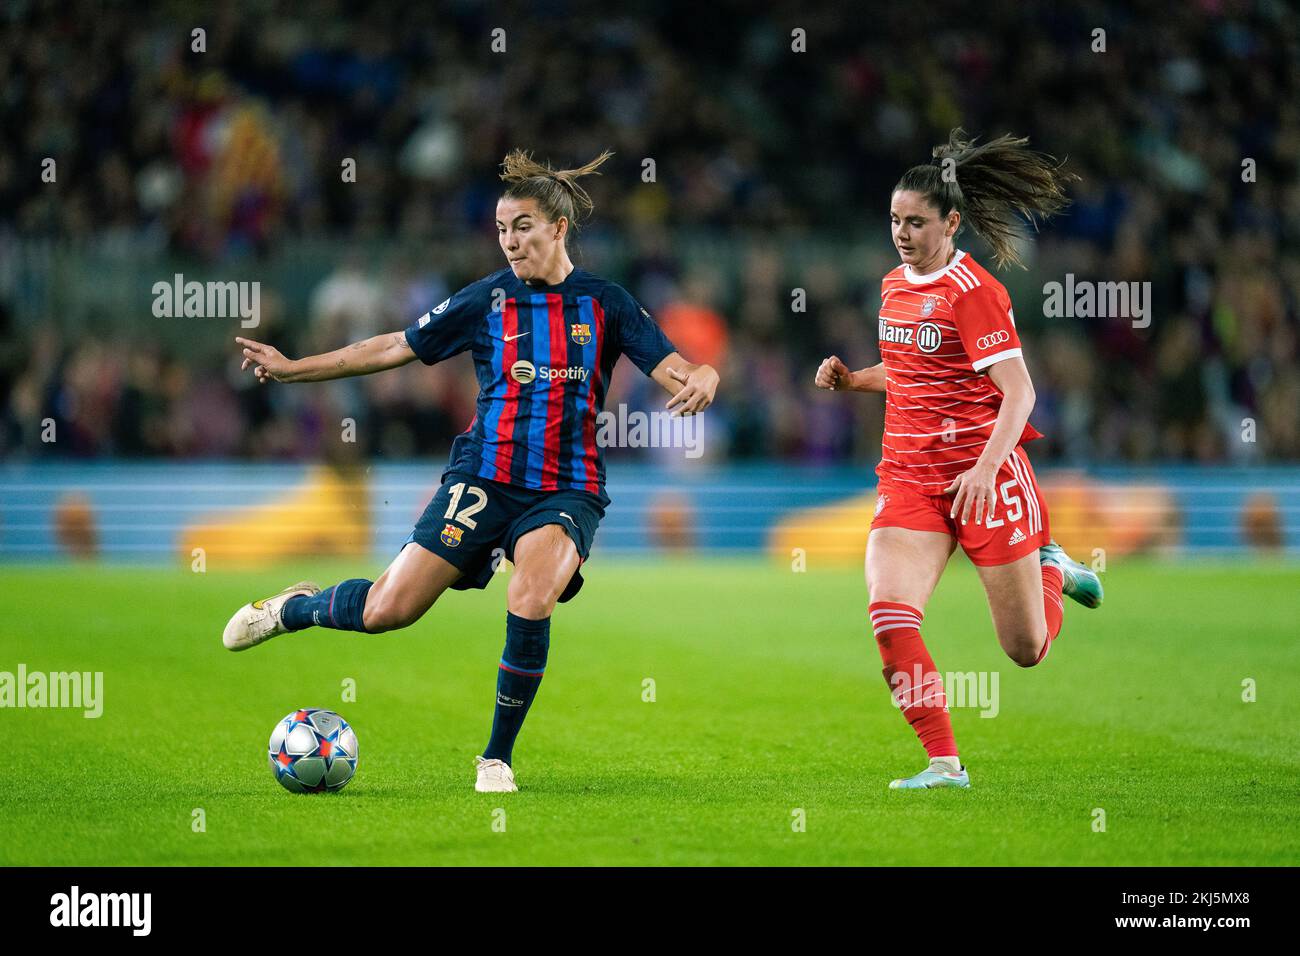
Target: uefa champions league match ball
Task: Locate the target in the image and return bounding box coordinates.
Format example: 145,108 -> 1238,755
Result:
268,708 -> 358,793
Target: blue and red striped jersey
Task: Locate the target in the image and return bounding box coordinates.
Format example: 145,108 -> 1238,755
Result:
404,267 -> 676,498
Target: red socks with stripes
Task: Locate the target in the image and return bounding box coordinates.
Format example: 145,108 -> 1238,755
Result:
1035,565 -> 1065,664
870,574 -> 1065,761
869,601 -> 958,762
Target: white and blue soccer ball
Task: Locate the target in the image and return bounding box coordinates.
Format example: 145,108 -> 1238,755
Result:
268,708 -> 358,794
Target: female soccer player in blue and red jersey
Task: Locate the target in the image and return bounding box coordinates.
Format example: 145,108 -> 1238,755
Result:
223,150 -> 720,793
815,130 -> 1101,790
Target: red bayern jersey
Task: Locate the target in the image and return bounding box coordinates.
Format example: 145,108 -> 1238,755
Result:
875,249 -> 1043,493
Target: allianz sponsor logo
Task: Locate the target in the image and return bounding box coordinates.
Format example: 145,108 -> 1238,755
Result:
50,886 -> 151,936
509,360 -> 590,384
879,317 -> 912,344
878,318 -> 942,353
1042,274 -> 1152,329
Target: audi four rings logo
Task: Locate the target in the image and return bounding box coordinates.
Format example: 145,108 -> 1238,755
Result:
976,330 -> 1010,350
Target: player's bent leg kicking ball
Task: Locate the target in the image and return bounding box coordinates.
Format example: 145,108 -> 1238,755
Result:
813,127 -> 1100,789
221,480 -> 591,793
221,149 -> 719,792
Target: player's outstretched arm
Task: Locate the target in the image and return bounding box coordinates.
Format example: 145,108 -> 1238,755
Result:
650,351 -> 719,416
236,332 -> 419,384
815,356 -> 885,392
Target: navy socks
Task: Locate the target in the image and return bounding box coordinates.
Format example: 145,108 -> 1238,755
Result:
483,612 -> 550,765
282,579 -> 373,632
282,593 -> 549,765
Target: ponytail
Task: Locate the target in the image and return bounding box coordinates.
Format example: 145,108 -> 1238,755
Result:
895,129 -> 1077,269
499,149 -> 614,243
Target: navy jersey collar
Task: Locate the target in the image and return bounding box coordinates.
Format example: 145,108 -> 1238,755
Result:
519,266 -> 584,292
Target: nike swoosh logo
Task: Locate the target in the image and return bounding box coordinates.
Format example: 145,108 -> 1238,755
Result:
502,331 -> 530,342
559,512 -> 576,525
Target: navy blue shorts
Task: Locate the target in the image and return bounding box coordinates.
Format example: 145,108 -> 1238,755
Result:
404,471 -> 607,603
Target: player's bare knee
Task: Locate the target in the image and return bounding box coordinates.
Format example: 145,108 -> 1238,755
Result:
508,589 -> 558,620
868,585 -> 919,610
1004,633 -> 1044,667
510,600 -> 555,621
507,575 -> 560,619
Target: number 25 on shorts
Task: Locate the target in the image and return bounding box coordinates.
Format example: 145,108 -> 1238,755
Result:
981,479 -> 1022,529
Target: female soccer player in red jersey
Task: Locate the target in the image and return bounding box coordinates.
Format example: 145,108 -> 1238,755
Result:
815,130 -> 1102,790
223,151 -> 719,793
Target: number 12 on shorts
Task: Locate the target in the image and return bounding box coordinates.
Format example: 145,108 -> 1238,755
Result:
444,482 -> 488,529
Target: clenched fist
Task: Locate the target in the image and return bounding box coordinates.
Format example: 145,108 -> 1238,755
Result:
815,355 -> 853,391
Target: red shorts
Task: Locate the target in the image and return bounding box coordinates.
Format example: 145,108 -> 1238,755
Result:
871,445 -> 1051,566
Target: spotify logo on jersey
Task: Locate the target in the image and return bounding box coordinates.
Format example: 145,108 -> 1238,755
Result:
509,360 -> 590,385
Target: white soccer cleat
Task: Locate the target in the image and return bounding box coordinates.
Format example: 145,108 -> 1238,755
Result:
474,756 -> 518,793
222,581 -> 319,652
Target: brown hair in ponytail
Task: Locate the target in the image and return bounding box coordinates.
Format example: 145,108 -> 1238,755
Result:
499,149 -> 614,244
894,129 -> 1078,269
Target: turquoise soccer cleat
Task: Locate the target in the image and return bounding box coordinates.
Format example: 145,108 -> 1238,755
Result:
1039,541 -> 1104,609
888,765 -> 971,790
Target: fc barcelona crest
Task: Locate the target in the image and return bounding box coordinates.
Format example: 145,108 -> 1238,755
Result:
570,322 -> 592,345
921,296 -> 937,317
440,523 -> 463,547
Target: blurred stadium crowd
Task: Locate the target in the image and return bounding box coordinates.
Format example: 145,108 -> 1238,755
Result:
2,0 -> 1298,465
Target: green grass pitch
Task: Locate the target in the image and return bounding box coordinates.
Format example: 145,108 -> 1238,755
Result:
2,556 -> 1296,866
